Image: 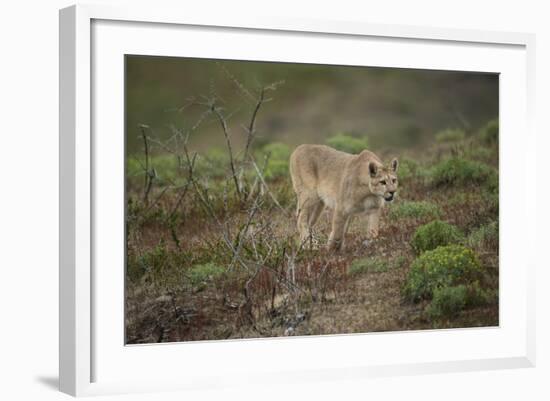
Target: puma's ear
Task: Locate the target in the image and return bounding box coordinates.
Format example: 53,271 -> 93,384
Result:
390,158 -> 399,173
368,161 -> 378,177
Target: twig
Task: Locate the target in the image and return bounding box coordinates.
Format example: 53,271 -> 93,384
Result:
141,186 -> 169,216
210,104 -> 241,200
229,191 -> 264,270
250,158 -> 289,216
241,80 -> 284,161
243,87 -> 265,160
139,124 -> 154,204
139,125 -> 150,186
168,153 -> 197,220
217,62 -> 256,103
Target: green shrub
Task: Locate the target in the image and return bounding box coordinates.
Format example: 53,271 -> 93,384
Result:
187,263 -> 225,287
126,154 -> 181,185
326,133 -> 369,154
489,192 -> 499,213
396,159 -> 416,182
256,142 -> 291,181
435,128 -> 466,143
426,281 -> 495,319
479,119 -> 499,145
151,154 -> 181,183
465,281 -> 496,307
126,157 -> 143,178
127,243 -> 170,282
403,245 -> 482,302
393,255 -> 408,269
396,159 -> 431,186
466,221 -> 499,250
261,142 -> 291,160
426,285 -> 468,318
195,148 -> 230,179
411,220 -> 464,254
448,192 -> 499,215
272,181 -> 296,208
389,201 -> 442,220
448,192 -> 481,207
464,147 -> 494,163
263,159 -> 289,180
430,158 -> 497,189
396,158 -> 420,180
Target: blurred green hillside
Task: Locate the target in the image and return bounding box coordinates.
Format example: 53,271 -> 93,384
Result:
125,56 -> 498,155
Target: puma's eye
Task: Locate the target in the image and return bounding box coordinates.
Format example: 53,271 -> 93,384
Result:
380,180 -> 386,185
392,178 -> 397,184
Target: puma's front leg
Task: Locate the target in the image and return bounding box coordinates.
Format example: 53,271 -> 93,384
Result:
328,208 -> 349,251
365,208 -> 381,239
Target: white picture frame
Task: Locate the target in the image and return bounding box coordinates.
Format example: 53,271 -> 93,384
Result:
59,3 -> 536,397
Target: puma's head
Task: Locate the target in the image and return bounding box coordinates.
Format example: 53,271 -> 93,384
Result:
367,158 -> 399,202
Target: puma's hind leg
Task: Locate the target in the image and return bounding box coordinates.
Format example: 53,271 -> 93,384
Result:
296,193 -> 324,248
327,208 -> 350,251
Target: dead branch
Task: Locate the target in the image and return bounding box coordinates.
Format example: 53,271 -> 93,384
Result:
250,158 -> 289,216
139,124 -> 155,204
209,104 -> 241,200
141,186 -> 169,216
243,87 -> 265,160
229,190 -> 264,270
217,62 -> 256,103
242,81 -> 284,161
168,153 -> 197,220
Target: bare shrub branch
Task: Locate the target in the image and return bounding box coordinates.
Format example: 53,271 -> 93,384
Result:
209,104 -> 241,200
138,124 -> 156,205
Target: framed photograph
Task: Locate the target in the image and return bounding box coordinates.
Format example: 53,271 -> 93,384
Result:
59,4 -> 536,396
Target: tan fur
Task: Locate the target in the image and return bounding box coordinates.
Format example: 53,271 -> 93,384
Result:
289,144 -> 399,250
